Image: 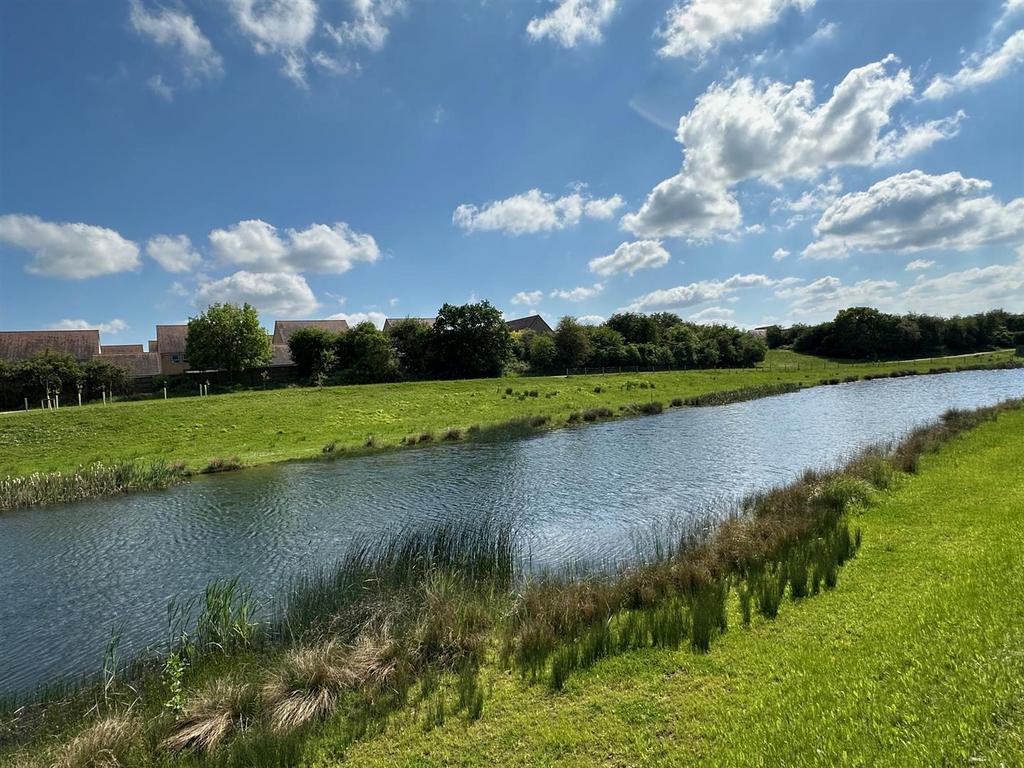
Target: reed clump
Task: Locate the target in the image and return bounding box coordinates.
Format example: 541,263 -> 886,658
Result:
682,383 -> 801,407
0,461 -> 187,512
201,457 -> 242,474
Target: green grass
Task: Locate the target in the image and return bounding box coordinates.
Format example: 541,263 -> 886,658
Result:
0,349 -> 1016,479
312,405 -> 1024,767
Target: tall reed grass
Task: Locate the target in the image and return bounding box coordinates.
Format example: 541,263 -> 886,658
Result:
0,461 -> 187,512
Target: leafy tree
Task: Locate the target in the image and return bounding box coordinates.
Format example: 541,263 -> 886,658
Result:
385,318 -> 434,379
430,301 -> 512,379
287,327 -> 339,381
186,303 -> 271,376
606,312 -> 659,344
554,316 -> 591,368
342,322 -> 399,383
585,325 -> 627,367
527,333 -> 557,370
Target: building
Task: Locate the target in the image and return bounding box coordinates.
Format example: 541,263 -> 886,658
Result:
99,343 -> 145,355
272,319 -> 350,346
751,326 -> 772,338
382,317 -> 436,331
155,324 -> 190,375
505,314 -> 554,335
0,329 -> 101,362
93,351 -> 162,377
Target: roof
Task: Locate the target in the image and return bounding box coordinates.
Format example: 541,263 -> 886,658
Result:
505,315 -> 554,334
383,317 -> 436,331
100,344 -> 145,355
0,330 -> 101,362
155,325 -> 188,354
148,340 -> 159,353
92,352 -> 161,378
269,344 -> 294,367
272,319 -> 350,345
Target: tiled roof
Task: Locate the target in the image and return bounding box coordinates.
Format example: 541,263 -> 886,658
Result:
383,317 -> 436,331
155,325 -> 188,354
505,315 -> 554,334
0,330 -> 101,362
100,344 -> 145,355
269,344 -> 294,367
272,319 -> 350,345
92,352 -> 161,378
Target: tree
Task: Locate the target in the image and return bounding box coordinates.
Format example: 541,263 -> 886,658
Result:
554,316 -> 591,368
606,312 -> 659,344
586,325 -> 626,367
342,322 -> 398,383
528,333 -> 557,370
430,301 -> 512,379
287,327 -> 339,381
186,303 -> 271,376
385,318 -> 433,379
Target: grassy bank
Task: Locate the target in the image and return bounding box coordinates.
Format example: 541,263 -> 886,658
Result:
4,400 -> 1020,767
0,350 -> 1016,483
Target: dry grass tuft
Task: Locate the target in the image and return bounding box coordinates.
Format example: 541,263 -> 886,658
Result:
55,714 -> 135,768
160,679 -> 257,754
263,642 -> 351,732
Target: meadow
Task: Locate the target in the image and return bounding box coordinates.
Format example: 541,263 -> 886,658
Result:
4,398 -> 1021,767
0,349 -> 1015,485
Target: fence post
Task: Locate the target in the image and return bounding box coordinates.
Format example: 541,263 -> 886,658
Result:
24,397 -> 29,411
163,387 -> 168,400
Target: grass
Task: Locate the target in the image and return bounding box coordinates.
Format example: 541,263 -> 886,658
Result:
319,402 -> 1024,767
0,350 -> 1017,488
7,400 -> 1020,766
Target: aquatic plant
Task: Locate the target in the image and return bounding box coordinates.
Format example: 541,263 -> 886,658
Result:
0,461 -> 187,512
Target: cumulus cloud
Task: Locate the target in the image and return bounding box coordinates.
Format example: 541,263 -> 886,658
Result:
774,275 -> 899,318
802,170 -> 1024,259
453,188 -> 623,235
772,248 -> 791,261
550,283 -> 604,301
196,270 -> 319,315
923,29 -> 1024,100
130,0 -> 223,91
689,306 -> 736,323
527,0 -> 618,48
905,258 -> 935,271
622,56 -> 960,240
209,219 -> 380,273
48,318 -> 129,334
511,290 -> 544,306
326,0 -> 407,51
577,314 -> 606,325
624,273 -> 795,311
0,214 -> 140,279
658,0 -> 816,60
327,310 -> 388,328
146,234 -> 201,273
588,240 -> 671,276
228,0 -> 317,86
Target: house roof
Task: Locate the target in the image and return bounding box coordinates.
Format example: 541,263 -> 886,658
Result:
155,325 -> 188,354
92,352 -> 161,378
100,344 -> 145,355
0,330 -> 101,362
272,319 -> 350,345
383,317 -> 436,331
269,344 -> 294,367
505,315 -> 554,334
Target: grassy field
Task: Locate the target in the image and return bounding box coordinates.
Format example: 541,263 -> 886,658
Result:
313,405 -> 1024,767
0,349 -> 1016,478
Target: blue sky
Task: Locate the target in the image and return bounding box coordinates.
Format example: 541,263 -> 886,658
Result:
1,0 -> 1022,345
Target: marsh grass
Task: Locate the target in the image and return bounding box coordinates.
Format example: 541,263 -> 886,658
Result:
682,383 -> 802,407
201,457 -> 243,475
0,461 -> 187,512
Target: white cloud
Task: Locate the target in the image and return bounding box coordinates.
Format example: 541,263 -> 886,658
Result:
550,283 -> 604,301
923,29 -> 1024,100
48,318 -> 129,335
625,273 -> 795,311
905,258 -> 935,271
803,170 -> 1024,259
511,290 -> 544,306
577,314 -> 606,325
0,214 -> 140,279
527,0 -> 618,48
209,219 -> 380,274
146,234 -> 201,273
658,0 -> 815,60
228,0 -> 317,86
196,271 -> 319,315
772,248 -> 790,261
775,275 -> 899,319
147,74 -> 175,101
588,240 -> 671,276
807,20 -> 838,44
623,56 -> 960,240
689,306 -> 736,323
130,0 -> 223,85
327,0 -> 407,51
327,310 -> 388,329
453,188 -> 623,235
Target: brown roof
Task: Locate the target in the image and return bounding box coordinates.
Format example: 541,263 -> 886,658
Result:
92,352 -> 161,378
506,315 -> 554,334
0,330 -> 101,362
148,340 -> 159,353
383,317 -> 436,331
269,344 -> 294,367
100,344 -> 145,355
272,319 -> 350,345
155,325 -> 188,354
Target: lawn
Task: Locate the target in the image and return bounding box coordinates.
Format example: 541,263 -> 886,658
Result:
311,404 -> 1024,767
0,349 -> 1015,478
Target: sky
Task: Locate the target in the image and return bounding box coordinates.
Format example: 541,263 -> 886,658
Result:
1,0 -> 1023,346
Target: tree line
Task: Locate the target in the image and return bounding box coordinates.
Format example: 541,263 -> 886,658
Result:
0,352 -> 131,410
765,307 -> 1024,360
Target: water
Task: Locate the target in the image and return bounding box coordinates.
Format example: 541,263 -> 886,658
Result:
1,369 -> 1022,695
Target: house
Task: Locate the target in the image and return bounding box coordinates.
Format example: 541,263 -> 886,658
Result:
272,319 -> 350,346
99,344 -> 145,355
751,326 -> 772,338
93,352 -> 162,378
0,329 -> 101,362
383,317 -> 436,331
155,324 -> 190,375
505,314 -> 553,335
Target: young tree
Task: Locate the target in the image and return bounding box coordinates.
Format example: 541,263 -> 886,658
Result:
186,303 -> 271,376
342,322 -> 399,383
527,333 -> 557,371
430,301 -> 512,379
287,327 -> 339,381
385,318 -> 433,379
554,316 -> 591,368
